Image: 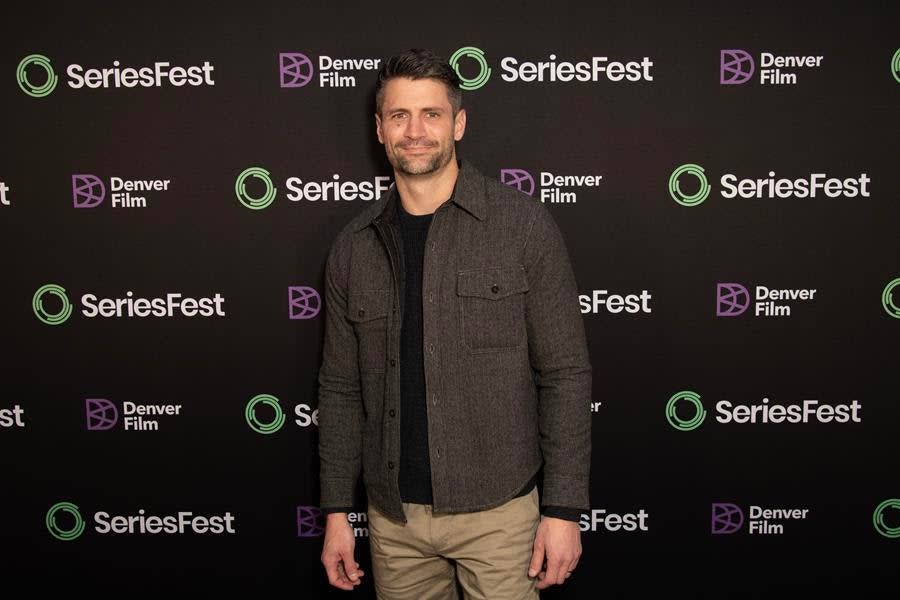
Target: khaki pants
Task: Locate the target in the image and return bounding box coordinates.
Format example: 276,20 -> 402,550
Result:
367,486 -> 541,600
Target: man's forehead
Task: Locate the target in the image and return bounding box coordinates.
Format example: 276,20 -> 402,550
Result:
381,77 -> 452,110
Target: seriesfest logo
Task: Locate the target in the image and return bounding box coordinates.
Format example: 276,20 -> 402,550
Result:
244,394 -> 318,434
17,54 -> 214,98
46,501 -> 235,541
279,53 -> 381,88
883,278 -> 900,318
579,289 -> 652,315
711,502 -> 809,535
893,49 -> 900,84
32,284 -> 225,325
0,404 -> 25,428
297,506 -> 369,538
668,163 -> 870,207
0,180 -> 10,206
665,390 -> 862,432
449,46 -> 653,90
86,398 -> 182,432
579,508 -> 649,533
720,49 -> 823,86
234,167 -> 391,210
716,283 -> 816,318
873,499 -> 900,538
72,174 -> 171,208
500,168 -> 602,204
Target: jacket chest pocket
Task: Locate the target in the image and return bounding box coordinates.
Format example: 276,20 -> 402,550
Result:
457,265 -> 529,353
348,289 -> 390,373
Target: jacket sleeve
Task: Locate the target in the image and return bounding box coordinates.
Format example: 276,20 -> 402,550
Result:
317,234 -> 364,510
523,204 -> 592,512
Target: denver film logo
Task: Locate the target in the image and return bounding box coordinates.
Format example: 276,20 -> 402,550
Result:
711,503 -> 744,534
500,168 -> 602,203
32,284 -> 73,325
716,283 -> 817,318
278,52 -> 381,88
17,54 -> 58,97
716,283 -> 749,316
882,278 -> 900,318
289,286 -> 321,320
297,506 -> 324,537
665,390 -> 706,431
46,502 -> 86,541
86,399 -> 118,430
668,164 -> 710,207
280,53 -> 314,88
450,46 -> 492,90
500,169 -> 535,195
235,167 -> 277,210
720,48 -> 824,85
245,394 -> 286,434
72,174 -> 105,208
720,50 -> 754,85
873,499 -> 900,538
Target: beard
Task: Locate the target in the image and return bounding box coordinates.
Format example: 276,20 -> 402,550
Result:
389,139 -> 454,176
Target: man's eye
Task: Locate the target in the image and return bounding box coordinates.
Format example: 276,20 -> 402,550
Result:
427,112 -> 439,118
392,113 -> 407,120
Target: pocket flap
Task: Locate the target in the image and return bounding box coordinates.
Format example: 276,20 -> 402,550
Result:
457,265 -> 529,300
347,289 -> 390,323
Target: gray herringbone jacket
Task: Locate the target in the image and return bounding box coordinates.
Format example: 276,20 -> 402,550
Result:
318,160 -> 591,523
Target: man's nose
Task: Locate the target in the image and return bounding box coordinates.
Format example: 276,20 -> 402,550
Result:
404,114 -> 425,138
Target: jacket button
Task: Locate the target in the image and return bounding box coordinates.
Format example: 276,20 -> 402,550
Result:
388,461 -> 394,469
358,309 -> 365,317
390,359 -> 396,367
389,409 -> 395,417
491,284 -> 500,294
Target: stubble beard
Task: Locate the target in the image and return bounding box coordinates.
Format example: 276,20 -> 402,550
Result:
391,141 -> 454,177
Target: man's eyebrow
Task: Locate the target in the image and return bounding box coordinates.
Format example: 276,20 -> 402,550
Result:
385,106 -> 445,113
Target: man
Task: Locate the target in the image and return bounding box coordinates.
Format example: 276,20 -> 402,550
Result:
318,48 -> 592,598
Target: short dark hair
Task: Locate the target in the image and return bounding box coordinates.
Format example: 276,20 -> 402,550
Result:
374,48 -> 462,116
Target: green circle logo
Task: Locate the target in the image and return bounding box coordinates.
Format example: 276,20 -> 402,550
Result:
33,284 -> 73,325
235,167 -> 277,210
666,390 -> 706,431
245,394 -> 286,434
46,502 -> 85,541
891,48 -> 900,84
449,47 -> 491,91
873,498 -> 900,538
882,278 -> 900,318
17,54 -> 58,98
669,163 -> 711,207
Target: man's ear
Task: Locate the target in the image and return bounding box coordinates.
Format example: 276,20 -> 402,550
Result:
375,113 -> 384,144
453,108 -> 467,142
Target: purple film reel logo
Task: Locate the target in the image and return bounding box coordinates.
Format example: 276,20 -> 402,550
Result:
296,506 -> 324,537
280,53 -> 314,88
500,169 -> 535,196
289,286 -> 321,320
720,50 -> 754,85
711,503 -> 744,534
716,283 -> 750,317
72,174 -> 105,208
86,398 -> 118,430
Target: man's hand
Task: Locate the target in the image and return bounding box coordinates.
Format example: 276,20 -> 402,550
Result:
321,513 -> 365,590
528,516 -> 582,590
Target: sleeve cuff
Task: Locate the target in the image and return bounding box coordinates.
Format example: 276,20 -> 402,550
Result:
541,505 -> 585,523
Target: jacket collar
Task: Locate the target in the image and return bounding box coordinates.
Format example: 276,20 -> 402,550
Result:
354,159 -> 486,232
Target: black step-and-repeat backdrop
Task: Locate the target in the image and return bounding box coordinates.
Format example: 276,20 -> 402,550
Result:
3,1 -> 898,592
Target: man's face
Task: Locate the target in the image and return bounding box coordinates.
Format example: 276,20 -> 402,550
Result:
376,77 -> 466,176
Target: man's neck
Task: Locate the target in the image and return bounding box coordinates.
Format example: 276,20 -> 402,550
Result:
394,159 -> 459,216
